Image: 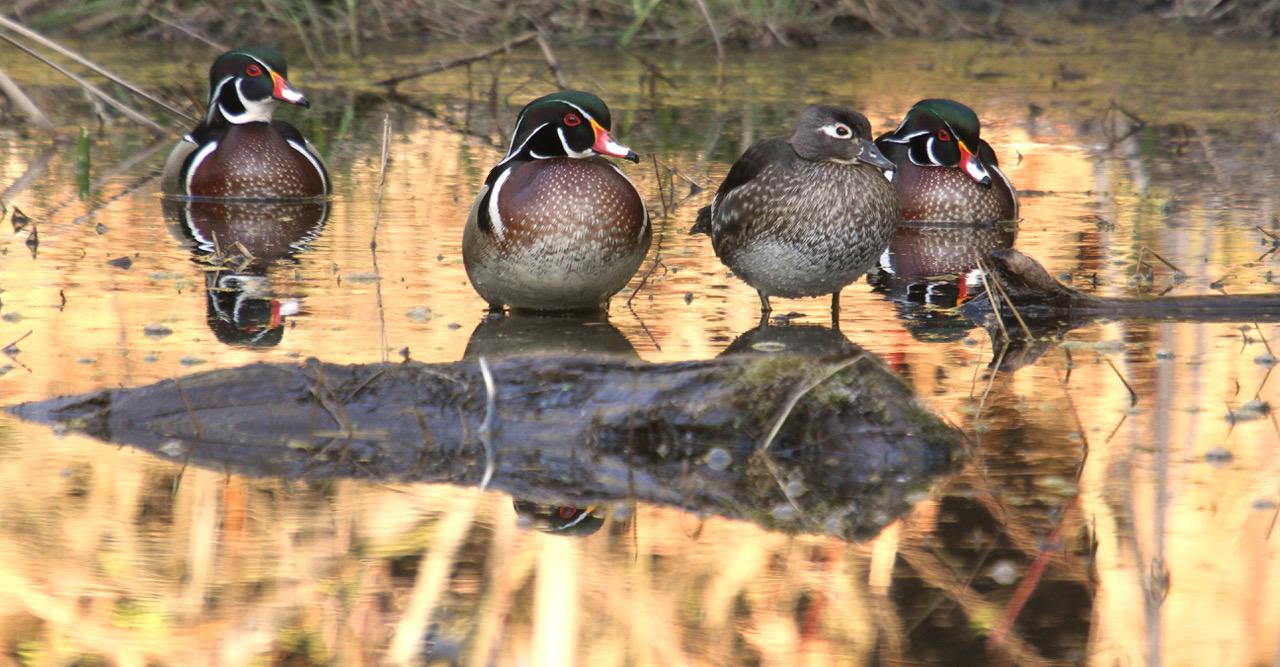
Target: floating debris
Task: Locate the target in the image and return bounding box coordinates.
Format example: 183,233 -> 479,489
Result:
1226,400 -> 1269,423
1204,446 -> 1234,466
25,225 -> 38,255
11,207 -> 30,232
1059,339 -> 1126,354
179,356 -> 206,366
107,256 -> 133,270
1,312 -> 23,323
405,306 -> 436,322
142,323 -> 173,339
343,272 -> 381,284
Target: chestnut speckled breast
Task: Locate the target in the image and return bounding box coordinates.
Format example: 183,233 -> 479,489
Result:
462,91 -> 650,313
876,98 -> 1016,223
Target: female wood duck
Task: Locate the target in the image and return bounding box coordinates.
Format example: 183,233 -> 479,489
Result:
690,104 -> 901,318
874,99 -> 1017,223
161,48 -> 330,199
463,91 -> 650,312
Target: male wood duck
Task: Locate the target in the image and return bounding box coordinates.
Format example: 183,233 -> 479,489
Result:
690,104 -> 901,318
162,48 -> 330,199
875,99 -> 1016,223
463,91 -> 650,312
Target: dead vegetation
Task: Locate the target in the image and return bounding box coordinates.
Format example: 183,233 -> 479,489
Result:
11,0 -> 1280,52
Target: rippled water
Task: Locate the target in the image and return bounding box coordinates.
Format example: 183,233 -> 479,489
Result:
0,24 -> 1278,665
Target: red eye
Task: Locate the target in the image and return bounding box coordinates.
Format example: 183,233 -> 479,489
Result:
559,506 -> 577,518
246,64 -> 263,77
937,129 -> 951,141
564,114 -> 581,127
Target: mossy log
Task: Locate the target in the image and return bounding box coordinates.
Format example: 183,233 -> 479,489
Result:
7,351 -> 959,541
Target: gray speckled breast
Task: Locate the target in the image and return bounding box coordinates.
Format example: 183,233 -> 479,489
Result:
894,163 -> 1016,223
463,157 -> 650,311
712,161 -> 901,299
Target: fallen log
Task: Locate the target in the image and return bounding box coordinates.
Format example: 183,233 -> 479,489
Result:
961,248 -> 1280,370
5,351 -> 960,542
963,248 -> 1280,323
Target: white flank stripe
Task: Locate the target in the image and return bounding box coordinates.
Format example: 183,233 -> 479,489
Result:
487,170 -> 513,241
288,139 -> 329,193
184,140 -> 220,194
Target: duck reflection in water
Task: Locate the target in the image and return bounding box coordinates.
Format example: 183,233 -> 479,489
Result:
868,220 -> 1017,341
513,500 -> 605,537
463,310 -> 639,360
161,198 -> 329,347
720,319 -> 863,359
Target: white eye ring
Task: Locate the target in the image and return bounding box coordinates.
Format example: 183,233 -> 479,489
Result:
820,123 -> 853,139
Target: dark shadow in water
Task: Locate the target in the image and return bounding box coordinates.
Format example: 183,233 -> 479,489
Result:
869,220 -> 1017,342
161,198 -> 329,348
463,311 -> 640,360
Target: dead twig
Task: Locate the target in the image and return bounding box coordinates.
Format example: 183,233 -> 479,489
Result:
0,15 -> 196,123
1104,356 -> 1138,407
758,354 -> 864,454
477,357 -> 497,492
372,113 -> 393,363
533,30 -> 568,89
171,375 -> 203,495
687,0 -> 724,62
978,256 -> 1033,339
0,32 -> 172,135
147,12 -> 228,51
0,63 -> 59,138
375,32 -> 538,88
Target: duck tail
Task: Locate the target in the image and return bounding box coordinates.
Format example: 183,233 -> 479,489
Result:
689,205 -> 712,235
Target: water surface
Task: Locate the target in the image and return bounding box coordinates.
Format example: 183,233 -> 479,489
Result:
0,24 -> 1278,665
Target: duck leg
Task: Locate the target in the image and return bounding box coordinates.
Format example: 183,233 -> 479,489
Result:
830,291 -> 842,331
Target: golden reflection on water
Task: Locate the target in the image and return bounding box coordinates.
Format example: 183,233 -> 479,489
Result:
0,22 -> 1278,665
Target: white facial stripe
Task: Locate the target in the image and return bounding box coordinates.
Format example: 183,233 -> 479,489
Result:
217,78 -> 277,124
287,138 -> 330,193
486,170 -> 513,240
819,123 -> 853,140
925,136 -> 942,166
558,127 -> 593,158
206,77 -> 233,122
184,140 -> 220,194
881,129 -> 930,144
500,122 -> 550,162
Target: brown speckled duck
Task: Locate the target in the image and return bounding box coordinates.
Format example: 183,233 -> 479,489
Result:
463,91 -> 650,313
691,104 -> 902,318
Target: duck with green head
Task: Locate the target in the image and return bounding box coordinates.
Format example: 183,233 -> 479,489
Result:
463,91 -> 650,313
162,48 -> 330,199
875,99 -> 1017,223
